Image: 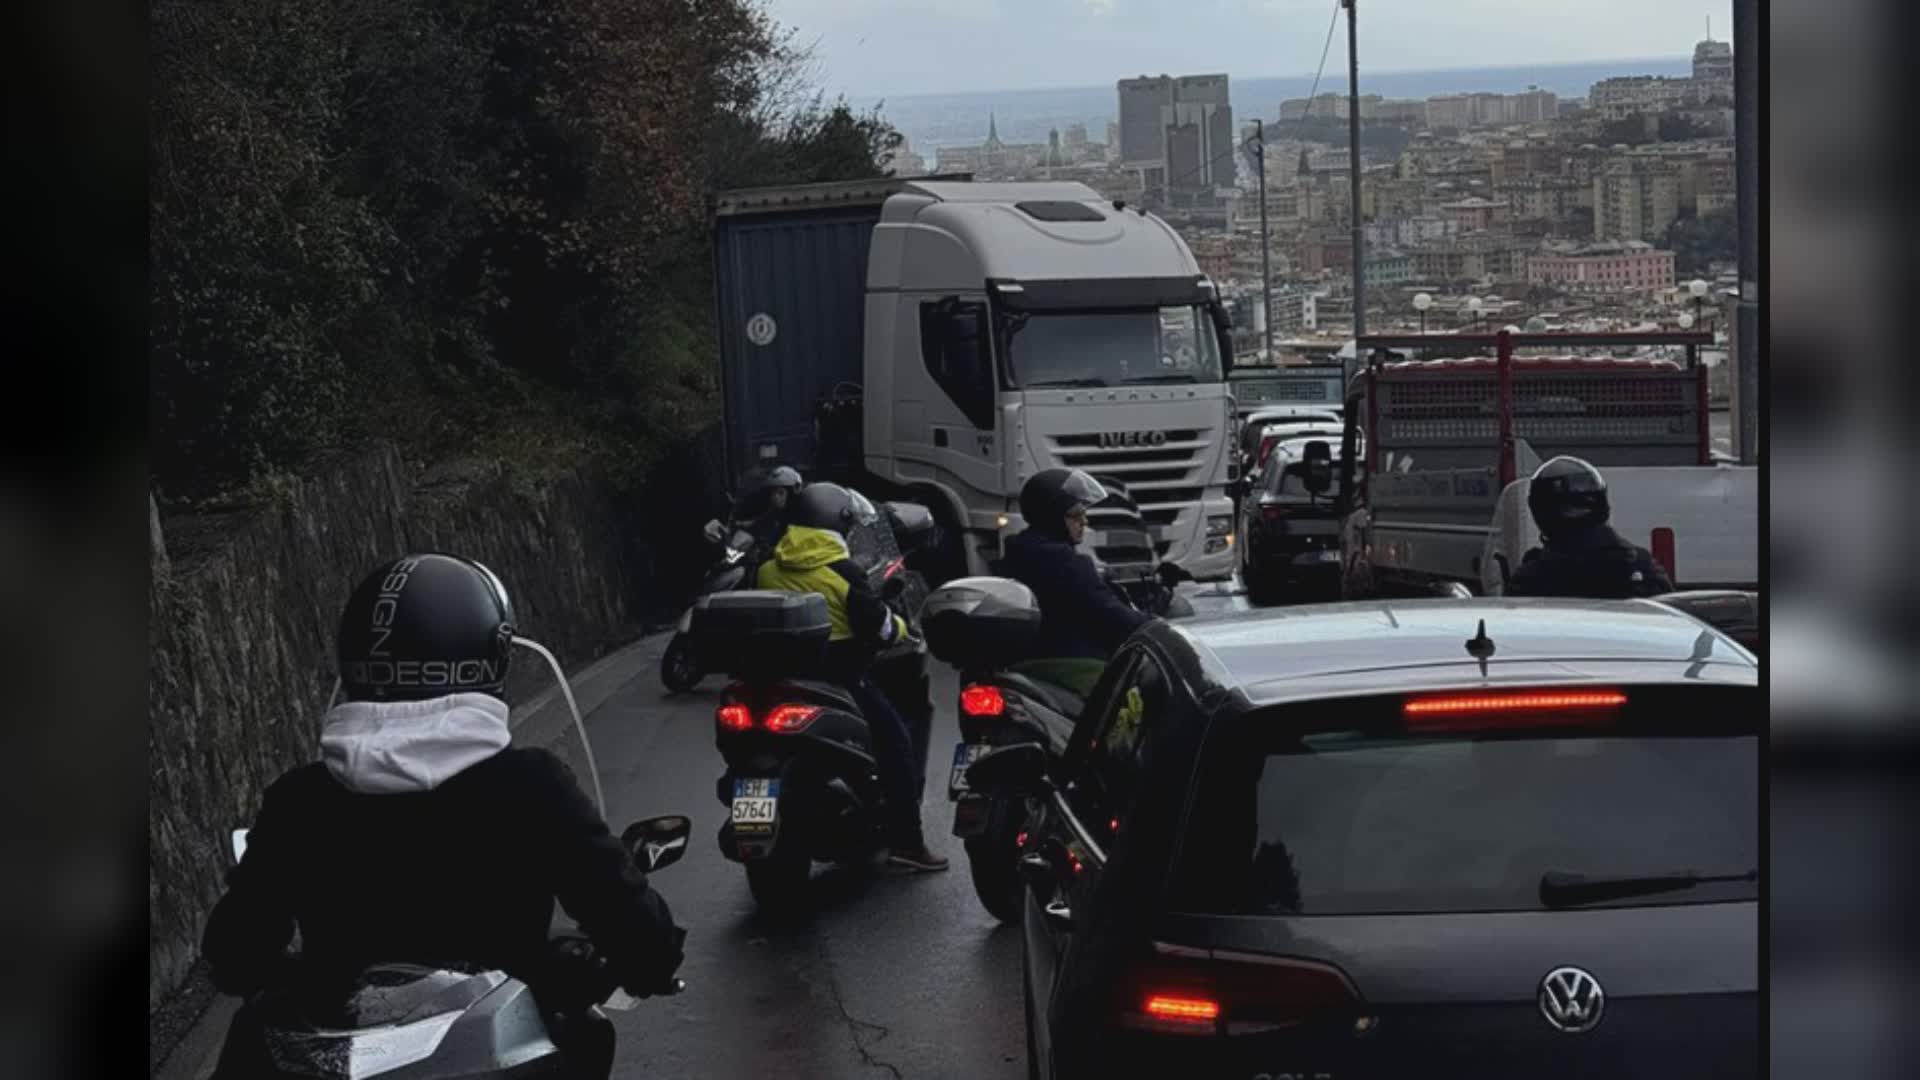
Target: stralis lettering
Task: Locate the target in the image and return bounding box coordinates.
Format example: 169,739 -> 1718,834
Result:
1097,430 -> 1169,449
342,658 -> 503,689
368,556 -> 421,657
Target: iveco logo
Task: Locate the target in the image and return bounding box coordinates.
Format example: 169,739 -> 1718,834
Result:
1097,430 -> 1169,449
1538,966 -> 1605,1033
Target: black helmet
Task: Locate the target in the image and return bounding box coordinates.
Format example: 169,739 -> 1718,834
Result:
1019,469 -> 1108,541
787,482 -> 878,537
1527,456 -> 1610,536
337,554 -> 515,702
736,464 -> 804,519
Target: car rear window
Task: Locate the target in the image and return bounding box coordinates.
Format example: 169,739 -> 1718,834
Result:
1170,686 -> 1758,916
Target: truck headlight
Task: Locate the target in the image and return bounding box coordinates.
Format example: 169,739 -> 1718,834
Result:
1206,515 -> 1233,538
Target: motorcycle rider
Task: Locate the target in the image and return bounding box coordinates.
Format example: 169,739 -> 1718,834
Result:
1506,456 -> 1675,599
704,463 -> 803,553
202,553 -> 687,1079
1000,469 -> 1151,676
755,483 -> 950,872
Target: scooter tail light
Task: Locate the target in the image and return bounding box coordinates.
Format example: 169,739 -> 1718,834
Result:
763,704 -> 822,733
960,685 -> 1005,717
715,703 -> 754,732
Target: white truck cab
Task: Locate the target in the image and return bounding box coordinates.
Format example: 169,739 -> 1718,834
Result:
713,178 -> 1238,582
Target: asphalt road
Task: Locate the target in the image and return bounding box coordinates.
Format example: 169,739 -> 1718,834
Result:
537,581 -> 1252,1080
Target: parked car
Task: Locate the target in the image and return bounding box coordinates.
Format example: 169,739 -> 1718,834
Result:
969,596 -> 1759,1080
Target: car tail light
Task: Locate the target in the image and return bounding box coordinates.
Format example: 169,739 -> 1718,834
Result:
1650,526 -> 1676,582
715,703 -> 754,732
1118,944 -> 1362,1036
1259,502 -> 1286,521
763,704 -> 822,733
960,685 -> 1005,717
1145,996 -> 1220,1023
1402,689 -> 1625,731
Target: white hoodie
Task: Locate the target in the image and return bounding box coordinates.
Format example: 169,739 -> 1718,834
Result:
319,692 -> 513,795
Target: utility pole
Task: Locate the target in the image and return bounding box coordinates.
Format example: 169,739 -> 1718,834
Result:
1344,0 -> 1365,338
1733,0 -> 1758,463
1253,118 -> 1273,362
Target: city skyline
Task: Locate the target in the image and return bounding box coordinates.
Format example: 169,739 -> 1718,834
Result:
764,0 -> 1734,99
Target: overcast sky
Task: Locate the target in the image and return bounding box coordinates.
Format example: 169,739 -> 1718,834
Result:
763,0 -> 1733,98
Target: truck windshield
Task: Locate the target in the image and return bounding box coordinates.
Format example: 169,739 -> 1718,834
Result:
1003,305 -> 1223,388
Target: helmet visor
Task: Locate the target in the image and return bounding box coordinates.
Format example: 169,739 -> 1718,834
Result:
1059,471 -> 1109,509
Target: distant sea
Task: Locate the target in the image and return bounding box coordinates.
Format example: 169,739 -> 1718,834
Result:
858,57 -> 1695,153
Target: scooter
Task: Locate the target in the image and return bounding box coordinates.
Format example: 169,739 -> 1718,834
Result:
702,498 -> 934,914
218,816 -> 692,1080
214,631 -> 680,1079
661,525 -> 760,694
921,576 -> 1078,924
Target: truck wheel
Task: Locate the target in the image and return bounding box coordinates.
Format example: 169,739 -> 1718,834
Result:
660,633 -> 701,694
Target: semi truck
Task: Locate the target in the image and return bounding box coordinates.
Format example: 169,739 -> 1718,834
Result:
710,176 -> 1239,583
1334,330 -> 1759,598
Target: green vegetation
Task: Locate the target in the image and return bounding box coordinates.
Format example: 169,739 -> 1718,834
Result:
1665,205 -> 1738,275
151,0 -> 899,503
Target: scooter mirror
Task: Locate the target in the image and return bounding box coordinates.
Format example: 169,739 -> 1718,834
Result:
230,829 -> 250,865
622,815 -> 693,872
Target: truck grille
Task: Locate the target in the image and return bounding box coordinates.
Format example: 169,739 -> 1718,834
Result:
1047,429 -> 1212,529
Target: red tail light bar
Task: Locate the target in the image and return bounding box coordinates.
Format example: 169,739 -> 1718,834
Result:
715,702 -> 824,734
1402,689 -> 1626,731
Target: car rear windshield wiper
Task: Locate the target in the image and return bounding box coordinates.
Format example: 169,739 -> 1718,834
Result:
1024,378 -> 1107,388
1539,868 -> 1758,908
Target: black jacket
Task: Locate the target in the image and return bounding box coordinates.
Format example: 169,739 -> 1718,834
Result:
1506,524 -> 1675,599
1000,531 -> 1150,661
202,704 -> 684,1001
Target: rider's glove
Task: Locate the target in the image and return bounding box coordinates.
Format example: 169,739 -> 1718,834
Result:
702,519 -> 725,544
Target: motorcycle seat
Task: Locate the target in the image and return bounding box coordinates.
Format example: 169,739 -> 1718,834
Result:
996,672 -> 1085,720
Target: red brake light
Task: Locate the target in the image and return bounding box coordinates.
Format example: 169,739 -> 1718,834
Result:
1650,526 -> 1676,582
960,685 -> 1005,717
1259,502 -> 1286,521
716,703 -> 754,732
1119,945 -> 1362,1035
1144,996 -> 1220,1023
1403,689 -> 1626,731
763,704 -> 822,733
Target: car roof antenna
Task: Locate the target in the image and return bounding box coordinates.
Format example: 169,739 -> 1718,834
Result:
1465,619 -> 1496,677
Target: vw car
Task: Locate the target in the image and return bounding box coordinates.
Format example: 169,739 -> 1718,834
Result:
968,597 -> 1759,1080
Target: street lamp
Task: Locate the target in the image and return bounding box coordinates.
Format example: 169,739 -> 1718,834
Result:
1413,291 -> 1433,334
1677,311 -> 1695,329
1688,278 -> 1710,330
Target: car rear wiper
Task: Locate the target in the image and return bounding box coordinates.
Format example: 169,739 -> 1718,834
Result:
1024,378 -> 1107,388
1539,868 -> 1758,908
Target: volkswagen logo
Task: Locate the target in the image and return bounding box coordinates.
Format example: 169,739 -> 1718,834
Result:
1538,966 -> 1605,1033
1097,430 -> 1169,449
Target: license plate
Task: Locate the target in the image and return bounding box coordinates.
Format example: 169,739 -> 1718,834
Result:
949,742 -> 991,797
1289,518 -> 1340,535
731,778 -> 779,834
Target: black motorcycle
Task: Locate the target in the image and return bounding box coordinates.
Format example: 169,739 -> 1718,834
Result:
921,576 -> 1073,923
698,499 -> 933,913
661,526 -> 761,694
